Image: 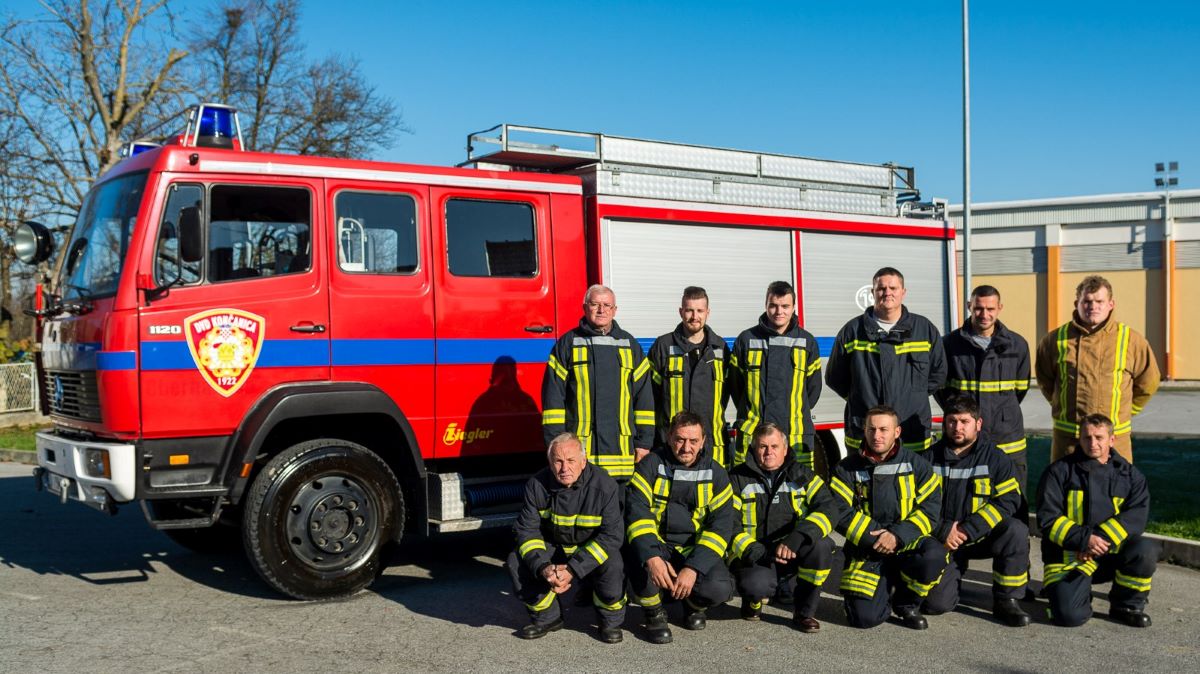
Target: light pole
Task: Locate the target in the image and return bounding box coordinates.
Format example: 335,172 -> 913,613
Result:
1155,161 -> 1178,379
961,0 -> 972,320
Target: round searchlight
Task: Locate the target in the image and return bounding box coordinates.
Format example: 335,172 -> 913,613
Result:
14,221 -> 54,265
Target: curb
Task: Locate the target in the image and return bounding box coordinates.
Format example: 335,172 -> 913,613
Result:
0,449 -> 36,465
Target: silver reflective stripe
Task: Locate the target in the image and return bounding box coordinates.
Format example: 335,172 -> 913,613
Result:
748,339 -> 767,350
741,483 -> 766,497
573,336 -> 632,347
668,345 -> 684,355
872,462 -> 913,476
713,348 -> 724,358
769,336 -> 806,348
933,465 -> 990,480
674,468 -> 714,482
778,481 -> 805,494
854,471 -> 871,482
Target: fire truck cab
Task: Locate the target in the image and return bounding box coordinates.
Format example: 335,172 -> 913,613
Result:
20,107 -> 954,599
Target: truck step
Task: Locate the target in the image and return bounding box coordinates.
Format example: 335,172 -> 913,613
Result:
429,512 -> 518,534
139,499 -> 223,530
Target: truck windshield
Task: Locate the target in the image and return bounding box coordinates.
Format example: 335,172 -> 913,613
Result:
59,171 -> 147,300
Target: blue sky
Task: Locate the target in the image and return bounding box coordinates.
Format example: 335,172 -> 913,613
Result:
295,1 -> 1198,203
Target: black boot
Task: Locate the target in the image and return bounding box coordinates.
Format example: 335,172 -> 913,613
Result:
740,597 -> 762,621
683,601 -> 707,631
597,624 -> 623,643
516,618 -> 564,640
994,598 -> 1031,627
643,606 -> 673,644
895,605 -> 929,630
1111,607 -> 1152,628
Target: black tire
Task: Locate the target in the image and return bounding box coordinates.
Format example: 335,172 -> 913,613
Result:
814,430 -> 843,480
152,500 -> 243,554
242,438 -> 403,600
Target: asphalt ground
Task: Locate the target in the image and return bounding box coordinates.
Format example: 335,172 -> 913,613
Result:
2,462 -> 1197,673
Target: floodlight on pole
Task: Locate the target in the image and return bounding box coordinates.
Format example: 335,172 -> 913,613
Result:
1155,160 -> 1180,379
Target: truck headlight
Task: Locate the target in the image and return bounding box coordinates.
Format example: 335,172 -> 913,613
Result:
84,449 -> 111,479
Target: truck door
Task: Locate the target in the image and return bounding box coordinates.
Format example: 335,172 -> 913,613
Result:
139,179 -> 330,440
430,188 -> 557,459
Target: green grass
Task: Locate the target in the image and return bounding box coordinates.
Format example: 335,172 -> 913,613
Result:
0,424 -> 45,452
1027,436 -> 1200,541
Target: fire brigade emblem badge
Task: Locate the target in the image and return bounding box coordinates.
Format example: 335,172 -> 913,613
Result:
183,309 -> 266,397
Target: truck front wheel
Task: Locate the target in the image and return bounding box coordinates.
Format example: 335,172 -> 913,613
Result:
242,438 -> 403,600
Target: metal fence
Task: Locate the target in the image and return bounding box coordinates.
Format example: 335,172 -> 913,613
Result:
0,362 -> 38,413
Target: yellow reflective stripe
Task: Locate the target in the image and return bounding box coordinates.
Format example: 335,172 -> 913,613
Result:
1131,403 -> 1145,415
711,360 -> 725,461
741,497 -> 758,542
526,590 -> 557,612
518,539 -> 547,557
710,484 -> 733,510
593,454 -> 636,478
1099,518 -> 1129,547
572,347 -> 592,436
997,438 -> 1027,454
908,510 -> 933,536
1056,323 -> 1072,427
626,519 -> 660,543
795,567 -> 831,587
993,570 -> 1029,588
897,473 -> 915,519
842,340 -> 880,353
1053,418 -> 1080,434
1066,489 -> 1084,524
638,593 -> 662,607
994,477 -> 1020,496
1112,496 -> 1125,513
1048,515 -> 1076,546
829,477 -> 854,505
697,531 -> 728,557
730,532 -> 755,559
547,354 -> 568,380
630,473 -> 653,503
903,437 -> 934,452
544,512 -> 604,528
634,410 -> 656,426
901,571 -> 939,597
1114,572 -> 1152,592
738,350 -> 763,465
946,379 -> 1030,393
847,511 -> 871,545
1113,420 -> 1132,436
894,340 -> 932,354
593,592 -> 627,611
651,368 -> 663,385
916,473 -> 940,502
976,503 -> 1002,529
668,355 -> 684,420
805,511 -> 833,538
583,539 -> 609,565
840,560 -> 881,597
617,349 -> 633,437
633,357 -> 652,382
541,408 -> 566,425
844,436 -> 862,449
1110,324 -> 1130,424
788,347 -> 806,451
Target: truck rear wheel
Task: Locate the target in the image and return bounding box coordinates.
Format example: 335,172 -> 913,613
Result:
242,438 -> 403,600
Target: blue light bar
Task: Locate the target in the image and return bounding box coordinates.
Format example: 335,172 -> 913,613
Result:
184,103 -> 243,150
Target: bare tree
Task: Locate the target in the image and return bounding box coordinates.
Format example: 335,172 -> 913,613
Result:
191,0 -> 405,157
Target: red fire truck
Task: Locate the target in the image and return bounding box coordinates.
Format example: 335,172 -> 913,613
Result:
17,105 -> 955,599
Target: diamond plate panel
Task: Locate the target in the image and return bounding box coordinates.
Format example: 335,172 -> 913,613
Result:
761,154 -> 892,188
601,137 -> 759,175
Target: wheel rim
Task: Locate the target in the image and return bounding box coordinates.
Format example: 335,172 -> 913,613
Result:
284,474 -> 378,572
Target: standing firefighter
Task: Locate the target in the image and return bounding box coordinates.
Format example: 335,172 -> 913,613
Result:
626,411 -> 736,644
729,281 -> 822,467
923,396 -> 1031,627
542,285 -> 655,481
830,406 -> 947,630
827,267 -> 947,454
1037,414 -> 1157,628
728,422 -> 841,632
507,433 -> 627,642
648,286 -> 730,465
937,284 -> 1032,500
1035,275 -> 1160,463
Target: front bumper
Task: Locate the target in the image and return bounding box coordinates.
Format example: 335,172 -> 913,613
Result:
35,432 -> 137,510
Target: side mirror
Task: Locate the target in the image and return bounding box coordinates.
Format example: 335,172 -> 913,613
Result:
14,221 -> 55,265
178,206 -> 203,263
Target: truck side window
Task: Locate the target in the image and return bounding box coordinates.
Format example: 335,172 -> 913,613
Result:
208,185 -> 312,282
445,199 -> 537,277
154,183 -> 203,286
335,191 -> 419,274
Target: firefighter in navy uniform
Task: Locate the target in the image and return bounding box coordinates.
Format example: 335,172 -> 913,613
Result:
626,411 -> 736,644
728,281 -> 822,467
827,267 -> 946,454
936,284 -> 1033,503
829,405 -> 947,630
728,422 -> 840,632
923,396 -> 1031,627
647,286 -> 730,466
507,433 -> 627,642
542,284 -> 655,483
1037,413 -> 1157,628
